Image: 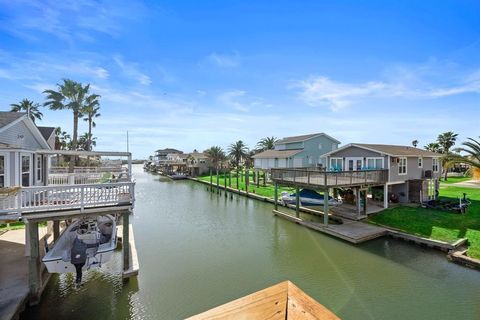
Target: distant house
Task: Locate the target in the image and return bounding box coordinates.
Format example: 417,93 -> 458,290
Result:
186,151 -> 212,176
252,133 -> 341,170
324,143 -> 442,203
0,112 -> 51,187
154,148 -> 183,165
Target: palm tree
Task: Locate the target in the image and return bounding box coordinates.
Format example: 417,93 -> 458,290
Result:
204,146 -> 226,172
228,140 -> 249,169
44,79 -> 91,172
437,131 -> 459,181
411,140 -> 419,148
445,137 -> 480,173
256,136 -> 277,152
78,133 -> 97,151
10,99 -> 43,123
54,127 -> 71,150
82,95 -> 101,152
424,142 -> 441,153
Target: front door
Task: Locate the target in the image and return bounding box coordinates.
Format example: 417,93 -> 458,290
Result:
346,157 -> 363,171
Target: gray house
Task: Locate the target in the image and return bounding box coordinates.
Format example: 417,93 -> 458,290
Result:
0,112 -> 52,188
323,143 -> 442,205
253,133 -> 341,170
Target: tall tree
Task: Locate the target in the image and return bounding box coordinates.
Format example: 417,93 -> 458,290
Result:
411,140 -> 419,148
204,146 -> 226,172
445,137 -> 480,173
10,99 -> 43,123
44,79 -> 91,172
82,95 -> 101,152
228,140 -> 249,169
256,136 -> 277,152
424,142 -> 441,153
437,131 -> 458,181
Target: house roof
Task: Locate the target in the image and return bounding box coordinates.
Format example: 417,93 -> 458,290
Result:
325,143 -> 442,157
276,133 -> 341,145
155,148 -> 183,154
0,112 -> 26,129
252,149 -> 303,159
189,152 -> 208,159
37,126 -> 55,141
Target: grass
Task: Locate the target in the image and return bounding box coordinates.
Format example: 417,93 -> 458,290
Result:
197,173 -> 295,198
0,221 -> 47,232
369,183 -> 480,259
440,176 -> 472,184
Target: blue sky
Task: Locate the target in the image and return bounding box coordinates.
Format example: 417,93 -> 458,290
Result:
0,0 -> 479,158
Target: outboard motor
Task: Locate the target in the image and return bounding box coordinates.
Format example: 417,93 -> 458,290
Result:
71,237 -> 87,285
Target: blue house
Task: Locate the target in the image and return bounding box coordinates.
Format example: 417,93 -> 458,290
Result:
252,133 -> 341,170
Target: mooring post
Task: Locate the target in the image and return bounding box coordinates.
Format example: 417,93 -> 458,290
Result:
209,169 -> 213,192
356,188 -> 361,218
274,182 -> 278,211
324,188 -> 329,226
363,190 -> 367,215
27,220 -> 41,305
123,212 -> 130,272
53,220 -> 60,242
246,168 -> 249,195
224,170 -> 227,197
216,169 -> 220,194
257,170 -> 260,187
295,186 -> 300,218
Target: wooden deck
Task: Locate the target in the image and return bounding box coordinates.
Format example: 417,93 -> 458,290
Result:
271,168 -> 388,188
187,281 -> 340,319
273,210 -> 387,244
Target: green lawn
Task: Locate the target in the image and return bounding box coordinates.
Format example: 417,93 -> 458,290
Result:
197,173 -> 295,198
369,183 -> 480,259
0,221 -> 47,232
441,176 -> 472,184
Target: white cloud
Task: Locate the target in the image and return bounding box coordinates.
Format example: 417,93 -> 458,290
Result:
206,52 -> 241,68
294,67 -> 480,111
113,56 -> 151,85
217,90 -> 272,112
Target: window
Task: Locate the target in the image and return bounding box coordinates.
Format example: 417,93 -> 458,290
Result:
433,158 -> 439,173
21,155 -> 30,186
366,158 -> 384,169
36,156 -> 42,182
418,157 -> 423,168
398,157 -> 407,175
0,156 -> 4,187
330,158 -> 344,171
318,143 -> 323,150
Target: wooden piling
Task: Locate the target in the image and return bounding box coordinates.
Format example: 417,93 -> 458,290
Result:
123,212 -> 130,272
324,188 -> 329,226
53,220 -> 60,242
274,182 -> 278,211
295,187 -> 300,218
27,221 -> 41,305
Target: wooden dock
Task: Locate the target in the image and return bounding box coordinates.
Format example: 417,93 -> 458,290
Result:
273,210 -> 387,244
118,223 -> 140,278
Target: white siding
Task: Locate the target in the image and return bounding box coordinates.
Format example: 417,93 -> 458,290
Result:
278,158 -> 287,168
1,120 -> 44,150
293,157 -> 302,167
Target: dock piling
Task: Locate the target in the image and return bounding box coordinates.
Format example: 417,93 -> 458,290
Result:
27,220 -> 41,305
324,188 -> 329,226
295,187 -> 300,218
123,212 -> 131,273
274,182 -> 278,211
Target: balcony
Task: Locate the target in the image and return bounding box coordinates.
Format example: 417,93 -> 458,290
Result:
0,150 -> 135,220
271,168 -> 389,188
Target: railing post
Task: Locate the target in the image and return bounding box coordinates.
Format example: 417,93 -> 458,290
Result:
307,171 -> 310,185
80,186 -> 85,212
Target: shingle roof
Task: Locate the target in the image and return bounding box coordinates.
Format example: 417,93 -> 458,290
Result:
155,148 -> 183,154
252,149 -> 303,159
0,112 -> 26,129
37,126 -> 55,141
354,144 -> 441,157
276,133 -> 340,144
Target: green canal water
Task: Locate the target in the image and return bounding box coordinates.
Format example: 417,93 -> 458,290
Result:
24,165 -> 480,319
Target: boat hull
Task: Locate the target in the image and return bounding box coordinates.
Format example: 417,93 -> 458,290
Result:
43,249 -> 115,273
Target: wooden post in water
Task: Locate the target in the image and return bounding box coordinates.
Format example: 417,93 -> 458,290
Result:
363,190 -> 367,215
224,170 -> 227,197
53,220 -> 60,242
236,169 -> 239,190
324,188 -> 329,226
228,171 -> 231,187
257,170 -> 260,187
246,168 -> 249,195
123,211 -> 130,273
295,187 -> 300,218
209,168 -> 213,192
27,220 -> 41,304
216,168 -> 220,194
274,182 -> 278,211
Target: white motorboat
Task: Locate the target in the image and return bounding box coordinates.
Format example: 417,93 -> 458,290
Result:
281,189 -> 342,207
42,214 -> 117,275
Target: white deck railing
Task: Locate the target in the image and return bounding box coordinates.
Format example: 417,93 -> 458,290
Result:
0,182 -> 135,215
47,172 -> 130,186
